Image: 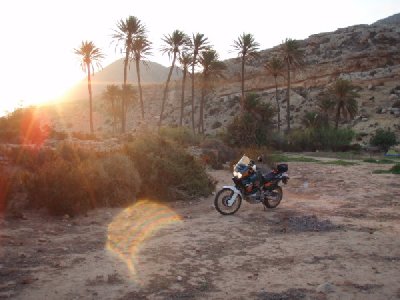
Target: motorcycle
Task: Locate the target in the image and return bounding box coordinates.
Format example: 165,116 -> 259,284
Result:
214,155 -> 289,215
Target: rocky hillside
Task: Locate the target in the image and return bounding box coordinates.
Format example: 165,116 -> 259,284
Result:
47,14 -> 400,145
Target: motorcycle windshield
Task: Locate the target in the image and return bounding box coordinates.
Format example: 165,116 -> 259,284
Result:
234,155 -> 251,173
237,155 -> 251,166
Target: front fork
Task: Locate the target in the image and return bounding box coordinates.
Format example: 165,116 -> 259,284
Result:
223,185 -> 243,206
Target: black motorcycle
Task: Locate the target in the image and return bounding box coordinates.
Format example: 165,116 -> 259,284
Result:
214,155 -> 289,215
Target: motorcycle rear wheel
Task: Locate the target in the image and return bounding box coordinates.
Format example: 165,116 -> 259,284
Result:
214,188 -> 242,215
264,187 -> 283,208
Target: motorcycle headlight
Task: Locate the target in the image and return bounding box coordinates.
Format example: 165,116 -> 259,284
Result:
233,171 -> 242,179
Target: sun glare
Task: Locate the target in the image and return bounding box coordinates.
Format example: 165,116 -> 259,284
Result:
0,59 -> 84,116
106,200 -> 182,283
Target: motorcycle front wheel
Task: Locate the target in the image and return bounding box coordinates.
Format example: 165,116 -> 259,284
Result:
214,188 -> 242,215
264,186 -> 283,208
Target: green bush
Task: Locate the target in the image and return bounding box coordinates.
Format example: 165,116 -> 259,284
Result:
125,133 -> 215,201
370,129 -> 397,152
27,158 -> 92,215
224,93 -> 275,147
391,164 -> 400,174
100,154 -> 141,206
284,127 -> 355,152
25,146 -> 140,216
159,126 -> 202,146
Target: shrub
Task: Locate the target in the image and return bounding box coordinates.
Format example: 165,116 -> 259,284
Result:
159,126 -> 202,146
27,158 -> 92,215
100,154 -> 141,206
0,107 -> 46,144
224,93 -> 275,147
200,138 -> 238,169
315,127 -> 355,151
370,129 -> 397,152
25,146 -> 140,215
284,127 -> 355,152
5,146 -> 57,171
390,163 -> 400,174
125,133 -> 215,201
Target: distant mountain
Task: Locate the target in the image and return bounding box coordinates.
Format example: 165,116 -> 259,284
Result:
64,59 -> 182,101
373,12 -> 400,25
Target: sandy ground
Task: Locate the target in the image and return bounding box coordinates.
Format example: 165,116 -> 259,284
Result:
1,160 -> 400,300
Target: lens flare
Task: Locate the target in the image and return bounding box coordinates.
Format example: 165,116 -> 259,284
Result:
106,200 -> 182,282
19,108 -> 50,147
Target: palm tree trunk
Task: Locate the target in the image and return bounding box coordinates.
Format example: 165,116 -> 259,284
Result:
191,55 -> 197,133
121,51 -> 129,133
286,64 -> 291,132
199,85 -> 205,134
135,59 -> 144,120
111,99 -> 116,134
274,76 -> 280,132
87,64 -> 94,134
335,103 -> 341,129
180,69 -> 187,126
159,53 -> 177,129
241,56 -> 245,114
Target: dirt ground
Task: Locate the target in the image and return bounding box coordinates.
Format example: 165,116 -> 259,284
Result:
1,159 -> 400,300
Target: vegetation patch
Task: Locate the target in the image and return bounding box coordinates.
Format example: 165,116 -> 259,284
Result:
319,160 -> 358,166
373,163 -> 400,174
363,158 -> 395,164
270,153 -> 319,163
125,132 -> 215,201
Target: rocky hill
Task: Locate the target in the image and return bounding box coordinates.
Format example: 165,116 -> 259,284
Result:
46,14 -> 400,146
64,59 -> 182,101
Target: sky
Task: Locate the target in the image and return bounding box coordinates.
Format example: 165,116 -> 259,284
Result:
0,0 -> 399,115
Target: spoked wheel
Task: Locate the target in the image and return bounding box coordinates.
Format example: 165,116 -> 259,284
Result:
214,188 -> 242,215
264,187 -> 283,208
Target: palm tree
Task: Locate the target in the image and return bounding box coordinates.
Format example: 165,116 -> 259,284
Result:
280,38 -> 304,132
74,41 -> 104,134
232,33 -> 260,113
102,84 -> 121,133
198,50 -> 226,134
112,16 -> 145,133
189,33 -> 210,132
317,94 -> 336,125
159,30 -> 189,129
264,56 -> 284,132
178,52 -> 192,126
328,78 -> 359,129
131,35 -> 152,121
120,84 -> 137,123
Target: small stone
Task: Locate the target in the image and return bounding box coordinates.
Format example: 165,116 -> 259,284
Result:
177,276 -> 183,281
316,282 -> 335,294
38,238 -> 47,243
21,276 -> 36,284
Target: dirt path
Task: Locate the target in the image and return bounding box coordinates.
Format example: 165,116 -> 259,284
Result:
1,161 -> 399,299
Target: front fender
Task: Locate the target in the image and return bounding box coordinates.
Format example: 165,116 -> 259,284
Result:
222,185 -> 243,206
